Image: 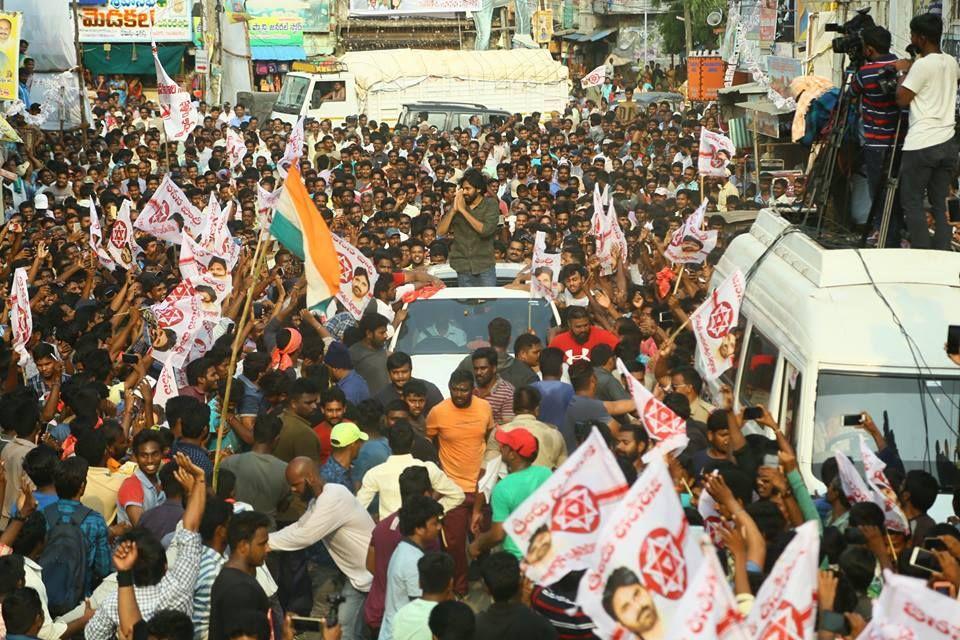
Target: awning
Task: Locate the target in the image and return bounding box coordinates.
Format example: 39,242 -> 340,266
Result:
82,43 -> 185,77
734,99 -> 794,115
562,27 -> 618,42
251,45 -> 307,61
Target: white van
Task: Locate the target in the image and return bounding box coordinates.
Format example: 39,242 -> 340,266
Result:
713,210 -> 960,517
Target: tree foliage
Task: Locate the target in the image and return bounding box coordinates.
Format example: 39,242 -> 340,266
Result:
657,0 -> 727,55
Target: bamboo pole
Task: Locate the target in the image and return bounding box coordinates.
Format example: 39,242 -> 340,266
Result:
212,229 -> 271,490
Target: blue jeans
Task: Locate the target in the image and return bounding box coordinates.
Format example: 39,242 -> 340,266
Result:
338,581 -> 366,640
456,266 -> 496,287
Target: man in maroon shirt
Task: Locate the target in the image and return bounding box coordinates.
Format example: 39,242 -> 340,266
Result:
548,306 -> 619,364
363,466 -> 440,637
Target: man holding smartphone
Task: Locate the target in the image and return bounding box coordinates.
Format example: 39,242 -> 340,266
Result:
895,13 -> 960,250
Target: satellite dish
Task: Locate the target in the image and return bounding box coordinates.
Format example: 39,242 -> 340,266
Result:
706,10 -> 723,26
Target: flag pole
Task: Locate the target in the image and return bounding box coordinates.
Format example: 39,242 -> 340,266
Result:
212,228 -> 271,491
672,264 -> 684,296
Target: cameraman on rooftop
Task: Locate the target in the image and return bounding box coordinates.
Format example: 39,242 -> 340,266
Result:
894,13 -> 960,250
851,25 -> 907,246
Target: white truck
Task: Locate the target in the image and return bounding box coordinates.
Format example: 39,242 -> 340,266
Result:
270,48 -> 570,127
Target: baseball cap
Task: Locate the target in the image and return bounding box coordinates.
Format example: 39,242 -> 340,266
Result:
495,427 -> 538,458
330,422 -> 369,448
654,187 -> 668,196
386,227 -> 401,237
34,193 -> 48,209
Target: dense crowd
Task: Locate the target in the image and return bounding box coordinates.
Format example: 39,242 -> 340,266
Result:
0,23 -> 957,640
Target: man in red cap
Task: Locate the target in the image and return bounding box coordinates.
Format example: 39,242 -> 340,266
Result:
468,427 -> 551,560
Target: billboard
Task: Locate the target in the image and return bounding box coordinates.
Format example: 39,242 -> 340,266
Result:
0,12 -> 21,101
349,0 -> 480,17
78,0 -> 193,43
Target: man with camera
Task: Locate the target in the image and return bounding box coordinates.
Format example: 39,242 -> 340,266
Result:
851,26 -> 907,246
894,13 -> 960,250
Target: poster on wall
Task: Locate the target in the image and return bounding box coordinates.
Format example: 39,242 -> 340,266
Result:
766,55 -> 801,102
688,55 -> 725,101
303,0 -> 331,32
0,12 -> 21,101
78,0 -> 193,43
348,0 -> 479,17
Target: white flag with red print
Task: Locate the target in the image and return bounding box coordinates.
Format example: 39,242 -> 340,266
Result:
582,64 -> 607,88
530,230 -> 561,301
135,174 -> 202,243
665,544 -> 749,640
10,267 -> 32,366
257,185 -> 280,229
577,454 -> 703,640
616,358 -> 688,456
698,129 -> 737,178
332,233 -> 379,320
690,269 -> 745,381
88,202 -> 116,271
153,359 -> 180,410
226,128 -> 246,170
859,436 -> 910,534
504,428 -> 629,586
107,200 -> 137,270
860,571 -> 960,640
278,116 -> 305,178
592,186 -> 626,276
664,201 -> 718,265
697,490 -> 729,549
745,520 -> 819,640
153,43 -> 199,142
149,292 -> 204,367
835,452 -> 874,506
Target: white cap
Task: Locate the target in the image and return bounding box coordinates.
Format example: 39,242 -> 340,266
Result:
654,187 -> 668,196
34,193 -> 48,209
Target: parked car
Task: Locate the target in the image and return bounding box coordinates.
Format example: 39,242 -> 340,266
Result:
398,102 -> 510,133
389,286 -> 560,395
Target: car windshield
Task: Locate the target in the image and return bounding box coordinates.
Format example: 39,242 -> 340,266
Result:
275,76 -> 309,114
394,297 -> 555,355
812,371 -> 960,487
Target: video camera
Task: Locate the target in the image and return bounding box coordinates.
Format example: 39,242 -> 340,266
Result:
825,8 -> 876,68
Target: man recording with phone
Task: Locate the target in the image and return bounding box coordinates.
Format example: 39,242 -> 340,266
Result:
851,26 -> 907,246
894,13 -> 960,250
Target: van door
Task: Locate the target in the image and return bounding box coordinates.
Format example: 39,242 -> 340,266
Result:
305,75 -> 358,124
737,323 -> 781,413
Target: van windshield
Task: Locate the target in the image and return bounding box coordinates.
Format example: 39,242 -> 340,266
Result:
812,370 -> 960,487
275,76 -> 309,114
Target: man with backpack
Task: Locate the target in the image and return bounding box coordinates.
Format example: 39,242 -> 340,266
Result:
40,457 -> 111,616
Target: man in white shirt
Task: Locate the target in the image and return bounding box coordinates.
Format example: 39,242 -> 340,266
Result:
357,422 -> 464,519
895,12 -> 960,250
269,457 -> 375,640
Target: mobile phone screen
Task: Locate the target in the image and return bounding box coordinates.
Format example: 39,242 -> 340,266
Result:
842,414 -> 863,427
290,617 -> 324,633
948,325 -> 960,356
910,547 -> 940,574
743,407 -> 763,421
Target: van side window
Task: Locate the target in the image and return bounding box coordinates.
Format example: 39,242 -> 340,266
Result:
719,316 -> 748,391
453,113 -> 473,130
739,327 -> 778,409
780,363 -> 802,446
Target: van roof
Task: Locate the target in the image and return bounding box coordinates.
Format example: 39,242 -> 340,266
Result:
715,210 -> 960,372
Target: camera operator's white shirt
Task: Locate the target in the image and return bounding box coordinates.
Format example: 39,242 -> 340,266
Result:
902,52 -> 960,151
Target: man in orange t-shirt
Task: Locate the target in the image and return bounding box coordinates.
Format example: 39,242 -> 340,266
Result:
425,368 -> 494,593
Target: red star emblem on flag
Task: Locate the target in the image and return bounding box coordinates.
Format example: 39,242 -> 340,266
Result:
758,602 -> 813,640
638,527 -> 687,599
551,486 -> 601,534
706,301 -> 734,339
338,254 -> 353,284
642,398 -> 684,440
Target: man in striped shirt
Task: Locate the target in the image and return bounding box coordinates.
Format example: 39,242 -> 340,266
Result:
851,25 -> 907,246
471,348 -> 515,426
190,496 -> 234,640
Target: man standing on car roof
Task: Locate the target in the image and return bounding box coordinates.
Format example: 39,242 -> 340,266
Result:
437,168 -> 501,287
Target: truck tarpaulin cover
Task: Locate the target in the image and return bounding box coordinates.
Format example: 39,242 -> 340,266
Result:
340,48 -> 569,105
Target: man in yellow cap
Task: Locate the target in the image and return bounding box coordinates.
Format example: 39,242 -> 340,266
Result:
321,421 -> 369,493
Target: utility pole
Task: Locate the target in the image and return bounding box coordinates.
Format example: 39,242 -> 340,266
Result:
683,0 -> 693,55
71,0 -> 89,148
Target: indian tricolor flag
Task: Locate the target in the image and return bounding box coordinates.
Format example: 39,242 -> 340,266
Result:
269,163 -> 341,308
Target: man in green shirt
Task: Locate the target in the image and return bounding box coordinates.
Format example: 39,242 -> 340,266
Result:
468,428 -> 551,560
437,168 -> 501,287
391,552 -> 455,640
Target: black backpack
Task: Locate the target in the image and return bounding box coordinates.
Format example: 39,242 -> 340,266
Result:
39,502 -> 91,616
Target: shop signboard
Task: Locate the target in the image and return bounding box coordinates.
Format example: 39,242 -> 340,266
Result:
78,0 -> 193,43
348,0 -> 480,17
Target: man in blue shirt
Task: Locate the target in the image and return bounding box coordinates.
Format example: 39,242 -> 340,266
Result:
321,422 -> 368,491
324,341 -> 371,405
531,347 -> 573,428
